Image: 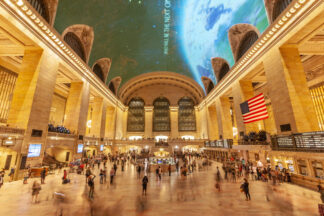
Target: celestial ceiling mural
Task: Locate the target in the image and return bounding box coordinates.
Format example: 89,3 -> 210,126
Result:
54,0 -> 269,90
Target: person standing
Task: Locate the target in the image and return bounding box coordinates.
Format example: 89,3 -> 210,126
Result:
113,163 -> 117,176
168,164 -> 171,176
88,174 -> 96,199
9,166 -> 15,182
110,167 -> 115,184
32,180 -> 41,203
99,169 -> 104,184
40,167 -> 46,184
142,175 -> 149,196
0,170 -> 4,189
241,178 -> 251,201
121,160 -> 125,172
318,185 -> 324,203
137,165 -> 141,179
158,166 -> 162,181
85,167 -> 91,183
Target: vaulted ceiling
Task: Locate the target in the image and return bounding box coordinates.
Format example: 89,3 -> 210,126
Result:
54,0 -> 269,90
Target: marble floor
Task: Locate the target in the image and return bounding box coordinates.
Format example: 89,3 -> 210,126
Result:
0,161 -> 321,216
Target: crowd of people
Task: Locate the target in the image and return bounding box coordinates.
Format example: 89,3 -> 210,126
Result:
1,150 -> 323,210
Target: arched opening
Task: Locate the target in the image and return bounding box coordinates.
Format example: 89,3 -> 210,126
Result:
27,0 -> 50,23
127,98 -> 145,132
236,31 -> 259,61
93,63 -> 104,82
109,82 -> 116,95
153,97 -> 170,132
272,0 -> 293,21
63,32 -> 86,62
207,81 -> 214,94
178,97 -> 196,131
219,63 -> 230,81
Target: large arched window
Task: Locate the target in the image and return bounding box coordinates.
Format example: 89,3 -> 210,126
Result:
109,82 -> 116,95
178,97 -> 196,131
27,0 -> 49,22
63,32 -> 86,62
273,0 -> 293,21
127,98 -> 145,132
93,63 -> 104,82
236,31 -> 259,61
153,97 -> 170,132
219,63 -> 230,81
207,81 -> 214,94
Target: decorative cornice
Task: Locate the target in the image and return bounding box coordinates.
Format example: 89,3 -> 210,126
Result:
199,0 -> 318,110
2,0 -> 125,110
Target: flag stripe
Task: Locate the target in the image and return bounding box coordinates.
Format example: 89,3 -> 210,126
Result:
244,115 -> 269,124
243,107 -> 267,117
244,111 -> 268,121
248,100 -> 265,109
248,96 -> 264,105
248,93 -> 263,103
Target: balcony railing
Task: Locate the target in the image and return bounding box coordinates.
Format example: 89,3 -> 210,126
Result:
237,140 -> 269,145
271,131 -> 324,152
204,140 -> 233,149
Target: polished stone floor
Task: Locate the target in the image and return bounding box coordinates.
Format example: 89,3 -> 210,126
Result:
0,161 -> 321,216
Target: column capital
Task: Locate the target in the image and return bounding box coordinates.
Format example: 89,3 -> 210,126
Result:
170,106 -> 179,112
144,106 -> 154,112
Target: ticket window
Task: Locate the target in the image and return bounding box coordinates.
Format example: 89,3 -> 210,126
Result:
297,160 -> 308,176
312,161 -> 324,179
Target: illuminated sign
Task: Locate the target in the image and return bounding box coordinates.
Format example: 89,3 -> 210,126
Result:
77,144 -> 83,153
27,144 -> 42,157
163,0 -> 172,55
100,145 -> 104,151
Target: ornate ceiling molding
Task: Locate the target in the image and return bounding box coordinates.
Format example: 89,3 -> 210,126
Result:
119,71 -> 205,105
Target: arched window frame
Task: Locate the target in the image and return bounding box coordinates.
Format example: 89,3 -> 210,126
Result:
27,0 -> 50,23
63,32 -> 86,62
109,82 -> 116,95
153,97 -> 171,132
93,63 -> 105,82
127,98 -> 145,132
236,31 -> 259,61
272,0 -> 293,22
178,97 -> 196,132
219,63 -> 230,81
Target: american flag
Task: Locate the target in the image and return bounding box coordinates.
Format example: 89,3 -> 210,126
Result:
240,93 -> 269,124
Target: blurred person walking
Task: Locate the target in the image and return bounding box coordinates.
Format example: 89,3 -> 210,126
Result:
32,180 -> 41,203
142,175 -> 148,196
240,178 -> 251,201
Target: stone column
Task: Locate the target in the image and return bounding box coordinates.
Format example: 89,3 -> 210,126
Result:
63,81 -> 90,136
115,107 -> 126,139
105,106 -> 116,139
197,106 -> 209,139
263,47 -> 319,134
144,106 -> 153,138
170,106 -> 179,139
232,80 -> 261,136
207,104 -> 219,140
7,48 -> 59,170
89,96 -> 104,138
216,97 -> 233,140
100,101 -> 107,140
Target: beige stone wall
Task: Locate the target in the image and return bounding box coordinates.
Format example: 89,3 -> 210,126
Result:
46,147 -> 72,162
207,105 -> 219,140
49,94 -> 66,126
